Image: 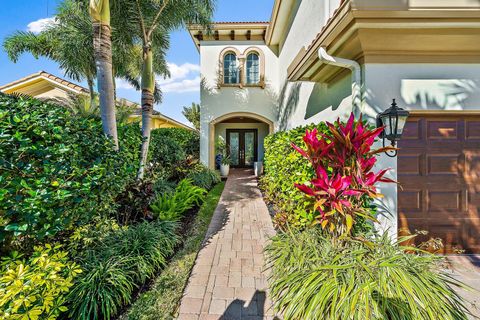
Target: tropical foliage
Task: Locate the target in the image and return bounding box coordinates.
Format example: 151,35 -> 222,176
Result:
0,244 -> 82,320
182,102 -> 200,130
120,182 -> 225,320
291,113 -> 395,235
266,229 -> 472,320
186,163 -> 221,191
150,179 -> 207,221
0,93 -> 220,319
67,221 -> 179,320
265,114 -> 472,320
0,94 -> 141,250
260,122 -> 330,229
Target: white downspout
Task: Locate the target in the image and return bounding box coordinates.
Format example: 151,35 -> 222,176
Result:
318,46 -> 362,116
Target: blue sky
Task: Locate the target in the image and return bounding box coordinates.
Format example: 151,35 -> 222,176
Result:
0,0 -> 274,126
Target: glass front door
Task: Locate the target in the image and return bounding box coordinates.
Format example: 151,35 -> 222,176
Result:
226,129 -> 258,168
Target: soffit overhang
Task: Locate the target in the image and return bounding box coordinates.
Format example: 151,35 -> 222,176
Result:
288,1 -> 480,83
188,22 -> 269,51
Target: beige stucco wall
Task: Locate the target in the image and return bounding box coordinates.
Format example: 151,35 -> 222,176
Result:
198,0 -> 480,235
199,41 -> 279,167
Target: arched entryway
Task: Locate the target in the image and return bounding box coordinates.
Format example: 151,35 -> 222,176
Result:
208,112 -> 274,169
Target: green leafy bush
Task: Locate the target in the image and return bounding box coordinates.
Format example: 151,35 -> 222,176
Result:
68,221 -> 179,320
266,229 -> 471,320
186,163 -> 221,190
0,244 -> 82,320
152,178 -> 177,195
150,179 -> 207,221
150,128 -> 199,159
0,94 -> 141,250
260,123 -> 328,229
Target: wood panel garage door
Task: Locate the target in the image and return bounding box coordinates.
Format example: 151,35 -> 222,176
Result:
398,112 -> 480,254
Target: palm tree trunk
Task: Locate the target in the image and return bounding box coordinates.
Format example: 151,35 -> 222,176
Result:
90,0 -> 118,149
87,76 -> 96,110
137,47 -> 155,179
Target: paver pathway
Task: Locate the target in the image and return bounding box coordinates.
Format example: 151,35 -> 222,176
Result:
178,169 -> 277,320
446,255 -> 480,319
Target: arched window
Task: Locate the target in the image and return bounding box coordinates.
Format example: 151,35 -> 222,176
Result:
223,53 -> 239,84
246,53 -> 260,84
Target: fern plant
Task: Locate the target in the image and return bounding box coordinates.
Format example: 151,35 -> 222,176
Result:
150,179 -> 207,221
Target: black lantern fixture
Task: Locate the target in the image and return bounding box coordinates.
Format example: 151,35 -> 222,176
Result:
376,99 -> 410,157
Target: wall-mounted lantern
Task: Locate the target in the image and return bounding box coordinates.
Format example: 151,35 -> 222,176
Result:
376,99 -> 410,157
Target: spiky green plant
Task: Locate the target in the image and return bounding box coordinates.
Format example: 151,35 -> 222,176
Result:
265,229 -> 473,320
150,179 -> 207,221
68,221 -> 179,320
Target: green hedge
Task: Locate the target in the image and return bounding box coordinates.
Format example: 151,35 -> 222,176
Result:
260,123 -> 330,229
0,94 -> 141,250
150,128 -> 199,160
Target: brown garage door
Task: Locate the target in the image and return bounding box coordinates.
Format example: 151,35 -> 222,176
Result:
398,112 -> 480,254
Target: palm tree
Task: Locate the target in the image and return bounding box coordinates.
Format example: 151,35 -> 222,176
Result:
89,0 -> 118,148
112,0 -> 215,179
182,102 -> 200,130
3,1 -> 96,106
4,0 -> 143,147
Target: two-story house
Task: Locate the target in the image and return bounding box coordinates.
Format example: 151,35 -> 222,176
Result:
188,0 -> 480,253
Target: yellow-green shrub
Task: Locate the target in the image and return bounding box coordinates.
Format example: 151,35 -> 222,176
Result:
0,244 -> 82,320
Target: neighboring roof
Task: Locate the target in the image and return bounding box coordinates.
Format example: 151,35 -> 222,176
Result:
188,22 -> 270,50
0,71 -> 194,130
0,71 -> 89,94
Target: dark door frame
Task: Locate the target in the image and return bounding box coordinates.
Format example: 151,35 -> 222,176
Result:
226,129 -> 258,168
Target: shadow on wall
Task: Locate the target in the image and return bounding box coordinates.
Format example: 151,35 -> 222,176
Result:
365,79 -> 480,115
201,75 -> 279,123
401,79 -> 479,110
304,74 -> 352,119
277,81 -> 301,131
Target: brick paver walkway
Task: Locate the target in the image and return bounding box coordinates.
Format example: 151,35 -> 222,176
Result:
178,169 -> 277,320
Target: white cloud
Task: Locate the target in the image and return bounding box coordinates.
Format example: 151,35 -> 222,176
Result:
162,76 -> 201,93
116,79 -> 136,90
27,17 -> 57,34
115,62 -> 201,94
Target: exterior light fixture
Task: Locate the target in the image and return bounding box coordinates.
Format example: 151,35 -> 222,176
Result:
376,99 -> 410,157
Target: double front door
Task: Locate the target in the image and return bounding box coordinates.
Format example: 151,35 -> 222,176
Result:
226,129 -> 258,168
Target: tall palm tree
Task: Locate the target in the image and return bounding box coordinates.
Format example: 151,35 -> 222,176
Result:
89,0 -> 118,148
182,102 -> 200,130
4,0 -> 144,147
112,0 -> 215,179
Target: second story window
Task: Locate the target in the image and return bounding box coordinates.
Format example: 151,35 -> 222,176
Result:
246,53 -> 260,85
223,53 -> 239,84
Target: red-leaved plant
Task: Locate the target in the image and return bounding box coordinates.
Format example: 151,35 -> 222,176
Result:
292,113 -> 396,236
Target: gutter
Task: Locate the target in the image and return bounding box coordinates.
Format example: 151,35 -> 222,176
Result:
318,47 -> 362,116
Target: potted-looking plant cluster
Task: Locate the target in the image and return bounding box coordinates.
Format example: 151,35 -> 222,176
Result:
216,137 -> 231,177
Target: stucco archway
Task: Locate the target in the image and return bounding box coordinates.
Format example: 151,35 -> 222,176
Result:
208,112 -> 274,169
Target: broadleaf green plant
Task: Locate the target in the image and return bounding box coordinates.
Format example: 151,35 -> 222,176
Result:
0,244 -> 82,320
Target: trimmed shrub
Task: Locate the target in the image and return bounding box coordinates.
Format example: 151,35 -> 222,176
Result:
260,123 -> 328,229
265,229 -> 471,320
150,179 -> 207,222
150,128 -> 199,160
0,94 -> 141,250
68,220 -> 179,320
186,163 -> 221,191
0,244 -> 82,320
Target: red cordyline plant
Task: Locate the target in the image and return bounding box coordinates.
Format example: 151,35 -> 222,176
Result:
292,113 -> 396,236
